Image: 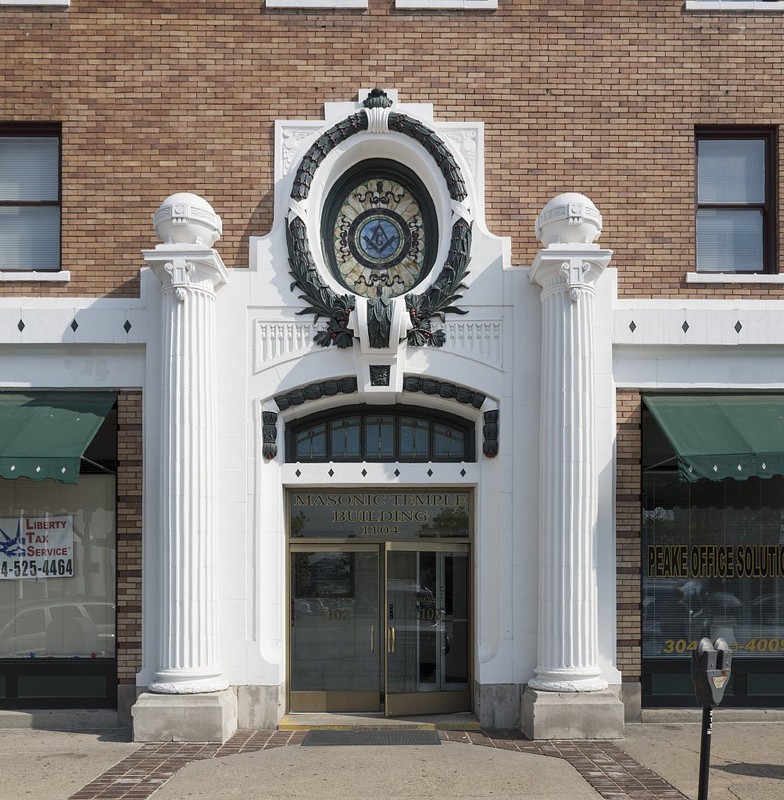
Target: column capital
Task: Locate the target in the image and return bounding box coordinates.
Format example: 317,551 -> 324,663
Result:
143,245 -> 229,300
529,244 -> 612,300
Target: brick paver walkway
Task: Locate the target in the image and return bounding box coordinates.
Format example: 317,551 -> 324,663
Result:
68,729 -> 687,800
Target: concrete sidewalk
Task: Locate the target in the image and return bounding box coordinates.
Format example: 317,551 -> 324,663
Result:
0,720 -> 782,800
620,721 -> 784,800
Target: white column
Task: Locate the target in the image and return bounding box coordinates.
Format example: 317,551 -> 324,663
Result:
144,240 -> 229,694
528,194 -> 612,692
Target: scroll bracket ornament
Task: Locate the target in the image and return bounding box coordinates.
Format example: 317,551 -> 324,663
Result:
164,259 -> 194,304
562,258 -> 592,303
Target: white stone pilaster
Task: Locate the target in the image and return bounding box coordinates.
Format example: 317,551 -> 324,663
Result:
143,244 -> 229,694
522,195 -> 624,739
529,244 -> 612,691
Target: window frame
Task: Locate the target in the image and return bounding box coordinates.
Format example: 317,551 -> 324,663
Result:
695,126 -> 777,275
286,404 -> 475,463
0,122 -> 62,273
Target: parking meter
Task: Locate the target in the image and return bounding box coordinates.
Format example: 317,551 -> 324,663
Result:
691,637 -> 732,800
691,637 -> 732,708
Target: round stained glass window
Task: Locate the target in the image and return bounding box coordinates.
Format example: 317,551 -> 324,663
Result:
322,160 -> 438,300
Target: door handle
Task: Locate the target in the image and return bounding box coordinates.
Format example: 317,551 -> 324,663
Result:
370,625 -> 375,654
387,626 -> 396,653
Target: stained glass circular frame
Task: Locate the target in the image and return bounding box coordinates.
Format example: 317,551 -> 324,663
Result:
321,160 -> 438,300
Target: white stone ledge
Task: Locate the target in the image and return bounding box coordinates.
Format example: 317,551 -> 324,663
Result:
0,0 -> 69,5
266,0 -> 366,7
396,0 -> 497,8
614,303 -> 784,347
686,1 -> 784,10
281,462 -> 479,485
0,271 -> 70,282
685,272 -> 784,284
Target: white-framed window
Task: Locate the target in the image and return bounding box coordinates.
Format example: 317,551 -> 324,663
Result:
0,124 -> 61,272
695,128 -> 776,274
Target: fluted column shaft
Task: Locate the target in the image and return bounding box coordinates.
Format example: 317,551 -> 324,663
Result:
146,248 -> 229,693
529,246 -> 611,691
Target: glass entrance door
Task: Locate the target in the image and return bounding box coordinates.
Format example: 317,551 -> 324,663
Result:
385,544 -> 470,715
290,546 -> 382,712
289,543 -> 469,715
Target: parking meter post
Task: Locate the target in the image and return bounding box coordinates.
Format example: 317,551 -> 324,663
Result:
697,706 -> 712,800
691,637 -> 732,800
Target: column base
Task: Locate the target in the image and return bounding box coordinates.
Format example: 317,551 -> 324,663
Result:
528,666 -> 608,692
149,668 -> 229,694
521,687 -> 624,740
132,687 -> 238,742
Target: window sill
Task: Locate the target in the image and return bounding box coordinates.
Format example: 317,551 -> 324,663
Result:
266,0 -> 366,7
396,0 -> 497,8
0,271 -> 70,282
0,0 -> 70,5
685,272 -> 784,284
686,1 -> 784,10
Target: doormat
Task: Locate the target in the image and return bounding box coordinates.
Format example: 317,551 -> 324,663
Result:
301,729 -> 441,746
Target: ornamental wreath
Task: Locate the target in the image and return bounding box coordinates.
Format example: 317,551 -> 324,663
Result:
287,88 -> 472,349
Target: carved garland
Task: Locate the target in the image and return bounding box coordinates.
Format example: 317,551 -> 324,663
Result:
287,88 -> 473,349
273,377 -> 359,412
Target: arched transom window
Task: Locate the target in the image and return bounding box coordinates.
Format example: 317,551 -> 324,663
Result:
286,406 -> 475,463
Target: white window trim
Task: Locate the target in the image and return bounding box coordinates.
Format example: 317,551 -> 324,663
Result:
266,0 -> 366,7
397,0 -> 497,7
0,271 -> 70,282
685,272 -> 784,284
686,1 -> 784,11
0,0 -> 70,5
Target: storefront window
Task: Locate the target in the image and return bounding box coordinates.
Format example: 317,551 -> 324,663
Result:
643,473 -> 784,660
0,393 -> 117,707
0,475 -> 116,659
641,401 -> 784,706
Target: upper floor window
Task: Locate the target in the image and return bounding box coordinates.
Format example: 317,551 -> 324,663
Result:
696,128 -> 776,274
287,405 -> 475,463
0,124 -> 61,272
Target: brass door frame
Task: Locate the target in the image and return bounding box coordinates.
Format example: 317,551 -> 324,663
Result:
287,541 -> 472,715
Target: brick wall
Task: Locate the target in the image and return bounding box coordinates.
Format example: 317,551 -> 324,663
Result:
616,390 -> 642,683
116,390 -> 142,686
1,2 -> 783,300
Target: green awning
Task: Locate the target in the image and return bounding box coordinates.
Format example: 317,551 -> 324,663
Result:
0,392 -> 116,484
643,395 -> 784,482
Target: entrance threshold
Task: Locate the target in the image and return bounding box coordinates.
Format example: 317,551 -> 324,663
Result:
279,711 -> 480,731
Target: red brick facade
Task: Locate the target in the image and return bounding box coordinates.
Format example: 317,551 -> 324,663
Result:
116,390 -> 142,687
616,391 -> 642,684
1,2 -> 783,299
